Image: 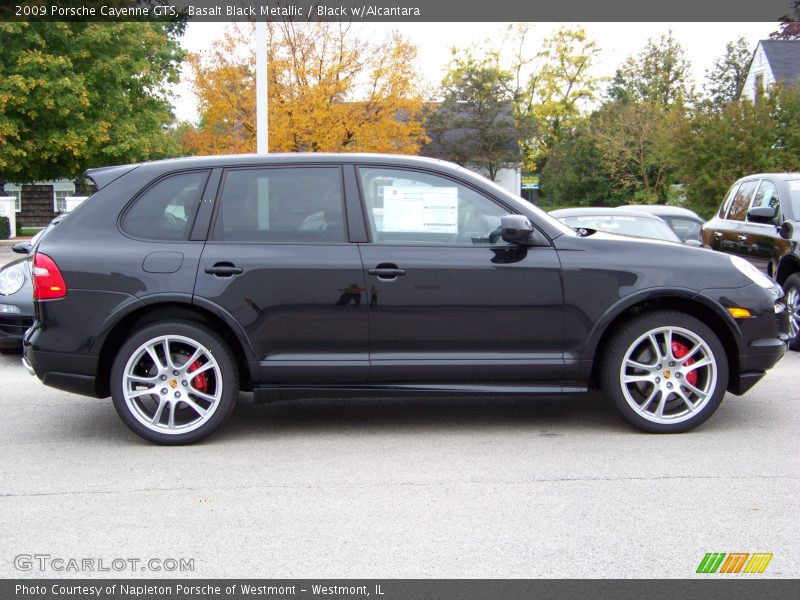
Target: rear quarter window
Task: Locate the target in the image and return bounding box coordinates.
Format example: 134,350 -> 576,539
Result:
122,171 -> 209,241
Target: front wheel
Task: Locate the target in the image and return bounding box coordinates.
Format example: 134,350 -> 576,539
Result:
601,311 -> 729,433
782,273 -> 800,351
110,320 -> 239,444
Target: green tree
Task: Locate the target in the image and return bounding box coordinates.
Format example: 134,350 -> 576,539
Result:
511,25 -> 602,173
705,38 -> 752,109
608,31 -> 693,106
540,116 -> 612,207
672,85 -> 800,215
591,100 -> 684,204
425,50 -> 525,181
0,22 -> 184,182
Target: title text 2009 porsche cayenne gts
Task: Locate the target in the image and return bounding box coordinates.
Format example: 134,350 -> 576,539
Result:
22,155 -> 790,444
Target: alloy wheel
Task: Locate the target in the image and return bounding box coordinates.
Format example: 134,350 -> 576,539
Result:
619,326 -> 718,425
122,334 -> 223,435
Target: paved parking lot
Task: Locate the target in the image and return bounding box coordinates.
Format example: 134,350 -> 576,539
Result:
1,342 -> 797,578
1,245 -> 798,579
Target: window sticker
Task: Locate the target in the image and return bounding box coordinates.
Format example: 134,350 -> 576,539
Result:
382,186 -> 459,233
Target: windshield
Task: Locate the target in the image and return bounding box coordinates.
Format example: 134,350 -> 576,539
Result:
558,214 -> 681,242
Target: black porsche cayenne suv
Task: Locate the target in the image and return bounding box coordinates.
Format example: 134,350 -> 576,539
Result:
23,154 -> 790,444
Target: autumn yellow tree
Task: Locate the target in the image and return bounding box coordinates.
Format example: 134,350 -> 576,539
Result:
182,23 -> 428,155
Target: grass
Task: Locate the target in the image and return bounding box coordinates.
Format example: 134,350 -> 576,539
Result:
20,227 -> 44,237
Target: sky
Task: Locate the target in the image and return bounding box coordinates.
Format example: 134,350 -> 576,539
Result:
171,21 -> 778,123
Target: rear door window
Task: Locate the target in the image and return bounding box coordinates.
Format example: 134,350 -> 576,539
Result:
122,171 -> 209,241
725,180 -> 759,222
213,167 -> 345,243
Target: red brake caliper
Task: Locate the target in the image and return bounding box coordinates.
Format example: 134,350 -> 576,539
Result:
671,341 -> 697,387
188,360 -> 209,393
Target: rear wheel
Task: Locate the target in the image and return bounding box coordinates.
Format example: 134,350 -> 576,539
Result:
783,273 -> 800,351
601,311 -> 728,433
110,321 -> 238,444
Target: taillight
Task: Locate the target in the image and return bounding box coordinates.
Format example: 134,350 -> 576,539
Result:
32,253 -> 67,300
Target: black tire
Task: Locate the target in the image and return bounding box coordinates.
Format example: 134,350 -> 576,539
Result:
782,273 -> 800,351
600,310 -> 729,433
110,320 -> 239,445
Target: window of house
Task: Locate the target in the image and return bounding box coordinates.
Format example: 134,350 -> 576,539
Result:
3,183 -> 22,213
52,181 -> 76,212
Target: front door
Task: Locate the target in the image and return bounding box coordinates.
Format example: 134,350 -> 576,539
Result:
356,166 -> 564,384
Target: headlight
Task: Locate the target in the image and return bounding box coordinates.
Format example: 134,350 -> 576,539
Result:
0,264 -> 26,295
729,255 -> 776,289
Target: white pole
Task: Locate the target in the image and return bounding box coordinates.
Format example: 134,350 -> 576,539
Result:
256,20 -> 268,154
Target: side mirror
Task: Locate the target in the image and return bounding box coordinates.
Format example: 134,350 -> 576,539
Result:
11,242 -> 32,255
501,215 -> 535,245
746,205 -> 777,223
683,239 -> 703,248
780,220 -> 797,240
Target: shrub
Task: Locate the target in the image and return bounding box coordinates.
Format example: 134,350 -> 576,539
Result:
0,216 -> 10,240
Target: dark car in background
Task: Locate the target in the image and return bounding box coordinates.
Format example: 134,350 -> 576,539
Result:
549,207 -> 686,244
622,205 -> 705,244
0,256 -> 33,352
22,154 -> 789,444
702,173 -> 800,349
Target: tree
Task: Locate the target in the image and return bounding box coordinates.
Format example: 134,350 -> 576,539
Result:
705,38 -> 752,109
511,26 -> 602,172
770,1 -> 800,39
540,117 -> 612,207
608,31 -> 693,106
671,84 -> 800,215
182,23 -> 428,155
591,100 -> 683,204
0,22 -> 184,182
424,50 -> 524,181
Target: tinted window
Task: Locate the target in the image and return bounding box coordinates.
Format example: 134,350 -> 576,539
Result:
358,167 -> 510,245
215,167 -> 344,243
718,183 -> 740,218
668,217 -> 702,242
123,171 -> 208,240
725,180 -> 759,222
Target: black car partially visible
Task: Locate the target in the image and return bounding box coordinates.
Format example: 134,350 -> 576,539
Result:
701,173 -> 800,349
0,256 -> 33,352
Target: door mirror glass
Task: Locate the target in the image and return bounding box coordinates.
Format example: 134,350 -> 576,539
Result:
501,215 -> 535,245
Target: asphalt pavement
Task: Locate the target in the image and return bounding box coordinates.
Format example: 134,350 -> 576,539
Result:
1,341 -> 797,578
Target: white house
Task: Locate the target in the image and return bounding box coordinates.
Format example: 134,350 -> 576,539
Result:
740,40 -> 800,102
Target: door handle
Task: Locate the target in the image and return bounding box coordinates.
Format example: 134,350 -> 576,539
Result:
368,268 -> 407,279
205,264 -> 243,277
713,232 -> 723,238
737,235 -> 748,241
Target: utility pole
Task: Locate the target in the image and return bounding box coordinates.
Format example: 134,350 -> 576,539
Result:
256,20 -> 268,154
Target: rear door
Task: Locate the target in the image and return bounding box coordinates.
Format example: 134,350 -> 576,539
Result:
739,178 -> 782,272
355,165 -> 564,384
193,164 -> 368,384
703,179 -> 759,257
